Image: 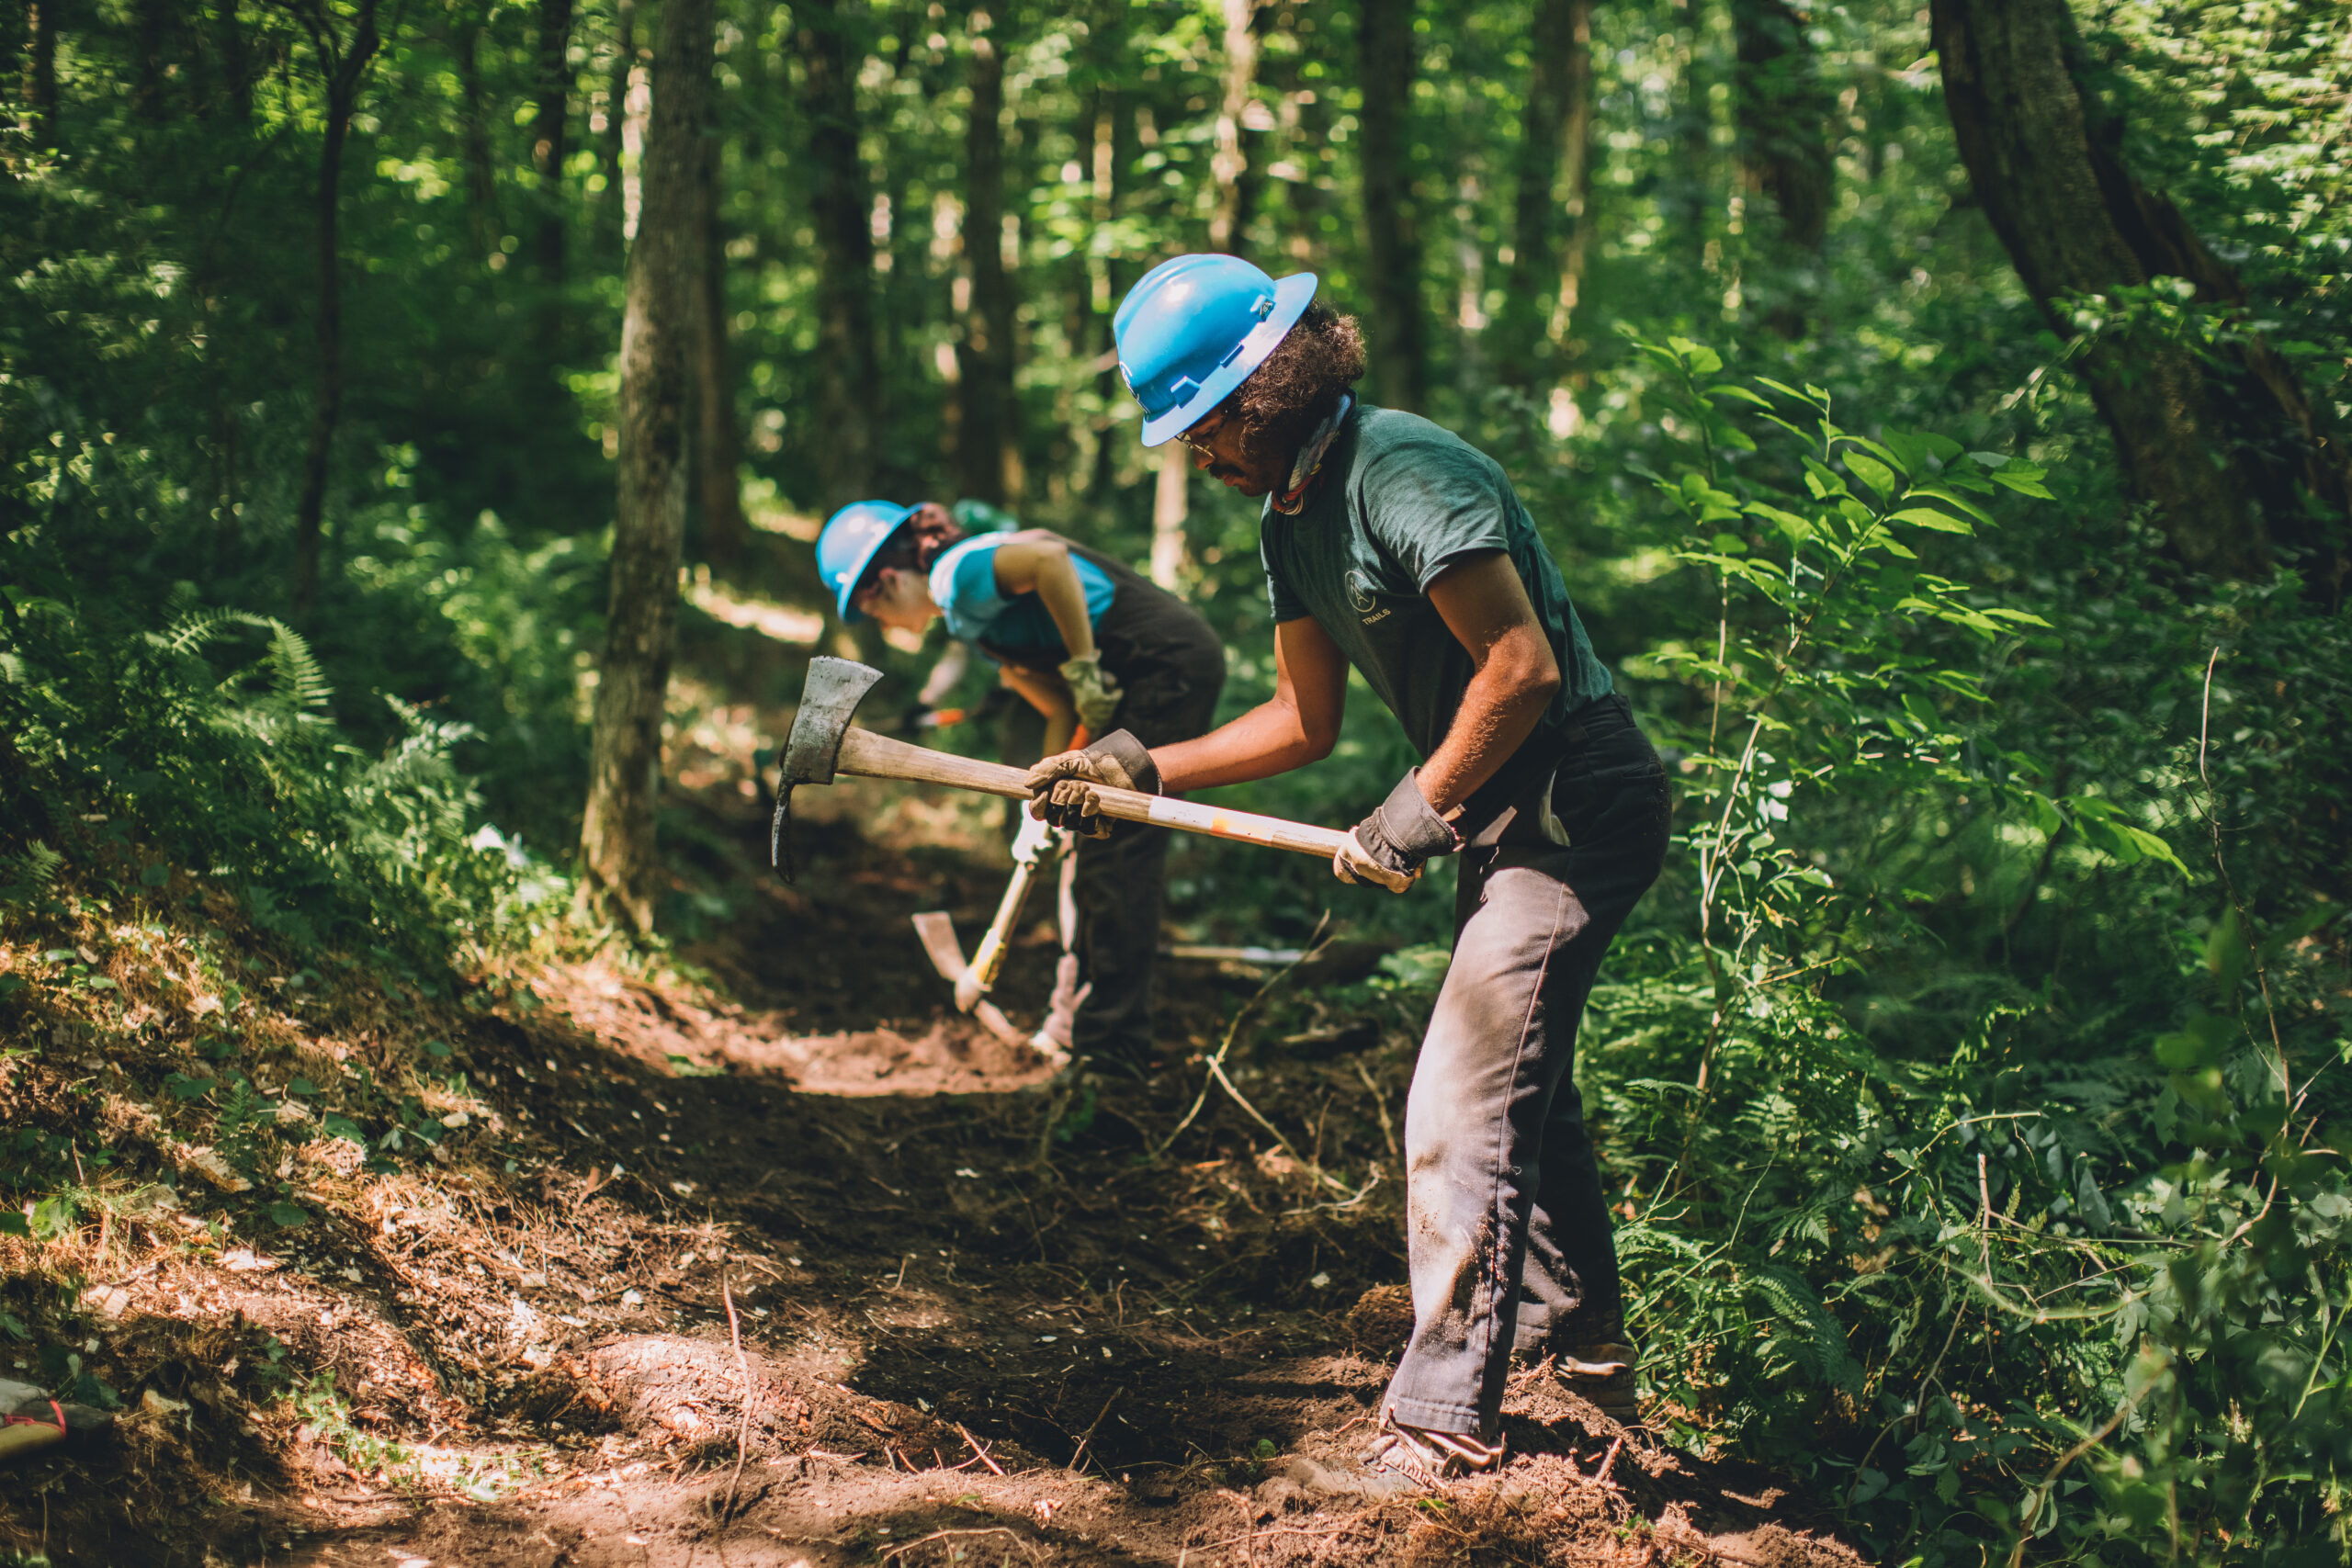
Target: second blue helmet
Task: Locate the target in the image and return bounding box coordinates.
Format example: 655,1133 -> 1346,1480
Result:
1114,254 -> 1317,447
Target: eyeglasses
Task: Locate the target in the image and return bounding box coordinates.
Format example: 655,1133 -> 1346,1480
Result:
1175,407 -> 1230,455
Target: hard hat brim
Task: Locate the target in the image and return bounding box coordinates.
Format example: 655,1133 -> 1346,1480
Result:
826,501 -> 917,623
1138,271 -> 1318,448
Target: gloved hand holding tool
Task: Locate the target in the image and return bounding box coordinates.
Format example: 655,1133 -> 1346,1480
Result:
1057,653 -> 1125,735
774,658 -> 1346,880
1023,729 -> 1158,839
1333,769 -> 1460,894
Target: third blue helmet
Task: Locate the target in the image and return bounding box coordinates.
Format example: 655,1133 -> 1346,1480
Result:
1114,254 -> 1317,447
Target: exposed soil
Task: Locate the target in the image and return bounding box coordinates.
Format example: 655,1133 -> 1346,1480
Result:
0,703 -> 1875,1566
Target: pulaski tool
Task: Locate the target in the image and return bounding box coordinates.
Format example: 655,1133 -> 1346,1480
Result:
774,656 -> 1351,886
910,807 -> 1068,1047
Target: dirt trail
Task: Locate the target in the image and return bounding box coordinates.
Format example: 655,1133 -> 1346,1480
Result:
1,760 -> 1872,1567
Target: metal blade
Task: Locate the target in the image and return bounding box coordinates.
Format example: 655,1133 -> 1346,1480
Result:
781,657 -> 886,787
910,910 -> 969,982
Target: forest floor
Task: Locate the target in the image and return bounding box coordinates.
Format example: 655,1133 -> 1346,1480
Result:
0,669 -> 1875,1567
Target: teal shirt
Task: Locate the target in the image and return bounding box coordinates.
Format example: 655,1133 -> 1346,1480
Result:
1261,405 -> 1612,791
928,533 -> 1116,653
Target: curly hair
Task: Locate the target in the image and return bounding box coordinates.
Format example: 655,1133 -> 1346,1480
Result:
1227,305 -> 1368,466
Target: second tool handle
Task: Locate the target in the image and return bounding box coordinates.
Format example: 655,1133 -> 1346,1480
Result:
834,727 -> 1350,860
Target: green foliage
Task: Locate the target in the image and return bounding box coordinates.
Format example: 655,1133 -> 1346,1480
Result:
1589,344 -> 2352,1565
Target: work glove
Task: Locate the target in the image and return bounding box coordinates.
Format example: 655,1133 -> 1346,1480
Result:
1333,769 -> 1458,894
1057,653 -> 1125,735
1023,728 -> 1159,839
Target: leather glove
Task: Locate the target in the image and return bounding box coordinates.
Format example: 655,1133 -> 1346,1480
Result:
1023,729 -> 1158,839
1057,653 -> 1125,734
1333,769 -> 1458,894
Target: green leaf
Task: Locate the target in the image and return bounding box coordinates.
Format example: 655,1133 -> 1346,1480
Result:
0,1213 -> 27,1238
321,1113 -> 367,1146
1991,465 -> 2055,500
1711,533 -> 1748,556
1907,483 -> 1996,526
1845,452 -> 1897,499
1888,506 -> 1975,535
2204,907 -> 2247,996
423,1040 -> 453,1059
267,1202 -> 311,1229
1704,383 -> 1773,409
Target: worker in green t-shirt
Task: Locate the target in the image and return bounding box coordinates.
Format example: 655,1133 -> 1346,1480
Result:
1027,256 -> 1668,1490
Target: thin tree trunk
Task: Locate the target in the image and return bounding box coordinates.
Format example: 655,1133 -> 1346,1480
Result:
1208,0 -> 1260,252
132,0 -> 165,120
289,1 -> 384,621
1498,0 -> 1592,390
957,0 -> 1016,502
26,0 -> 56,151
802,0 -> 881,507
1356,0 -> 1423,411
1149,442 -> 1189,591
581,0 -> 714,934
534,0 -> 575,355
457,6 -> 500,259
695,114 -> 748,567
597,0 -> 633,263
1934,0 -> 2352,588
214,0 -> 252,125
0,1 -> 18,145
1088,70 -> 1124,501
1731,0 -> 1831,336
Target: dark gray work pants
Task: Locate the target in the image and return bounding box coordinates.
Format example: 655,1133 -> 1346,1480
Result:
1035,646 -> 1225,1063
1381,695 -> 1668,1438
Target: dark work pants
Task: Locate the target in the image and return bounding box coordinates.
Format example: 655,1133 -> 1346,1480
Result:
1039,649 -> 1225,1063
1381,695 -> 1668,1438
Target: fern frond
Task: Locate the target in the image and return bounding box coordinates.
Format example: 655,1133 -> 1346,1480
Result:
1747,1264 -> 1864,1395
155,606 -> 272,657
266,622 -> 334,712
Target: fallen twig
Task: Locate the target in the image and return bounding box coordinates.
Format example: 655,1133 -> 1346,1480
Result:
881,1527 -> 1042,1565
1067,1388 -> 1122,1472
718,1275 -> 753,1522
1156,919 -> 1330,1157
956,1422 -> 1007,1476
1593,1434 -> 1624,1489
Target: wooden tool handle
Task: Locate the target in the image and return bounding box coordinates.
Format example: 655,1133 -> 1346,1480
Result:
834,727 -> 1350,861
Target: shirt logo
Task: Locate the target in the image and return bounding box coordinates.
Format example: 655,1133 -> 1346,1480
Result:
1344,570 -> 1377,615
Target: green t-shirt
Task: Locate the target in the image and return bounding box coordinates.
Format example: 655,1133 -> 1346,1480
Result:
1260,404 -> 1613,810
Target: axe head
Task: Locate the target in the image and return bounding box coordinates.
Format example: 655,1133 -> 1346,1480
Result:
783,656 -> 886,787
772,656 -> 885,882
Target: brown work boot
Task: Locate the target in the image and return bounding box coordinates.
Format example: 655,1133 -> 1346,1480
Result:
1546,1340 -> 1640,1425
1360,1410 -> 1505,1490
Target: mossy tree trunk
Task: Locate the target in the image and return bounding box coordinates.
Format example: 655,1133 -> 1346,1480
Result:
1498,0 -> 1593,391
1356,0 -> 1424,412
1934,0 -> 2352,590
580,0 -> 714,934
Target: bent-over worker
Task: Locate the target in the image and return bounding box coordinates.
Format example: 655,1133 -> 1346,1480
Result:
1027,255 -> 1668,1487
815,500 -> 1224,1066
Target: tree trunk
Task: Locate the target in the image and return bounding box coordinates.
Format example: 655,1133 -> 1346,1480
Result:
214,0 -> 252,125
801,0 -> 881,508
1149,441 -> 1189,590
1498,0 -> 1592,390
1207,0 -> 1261,252
533,0 -> 575,355
0,1 -> 18,145
957,1 -> 1017,503
580,0 -> 713,934
26,0 -> 56,151
695,113 -> 748,567
132,0 -> 165,121
597,0 -> 633,263
1356,0 -> 1423,412
289,0 -> 384,621
1934,0 -> 2352,587
1731,0 -> 1832,336
456,6 -> 500,259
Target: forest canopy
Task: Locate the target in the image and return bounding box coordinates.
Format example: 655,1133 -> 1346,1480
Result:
2,0 -> 2349,1562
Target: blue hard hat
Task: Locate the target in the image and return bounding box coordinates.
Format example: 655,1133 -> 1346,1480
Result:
816,500 -> 916,622
1114,254 -> 1317,447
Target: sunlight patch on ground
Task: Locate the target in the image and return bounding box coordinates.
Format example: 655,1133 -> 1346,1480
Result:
681,566 -> 823,644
